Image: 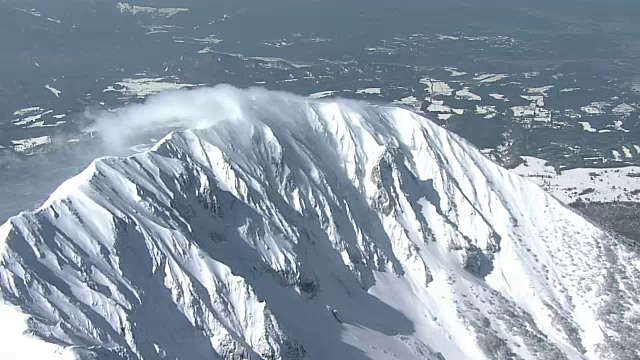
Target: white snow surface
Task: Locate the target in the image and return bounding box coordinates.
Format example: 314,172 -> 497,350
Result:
578,121 -> 597,133
581,102 -> 609,115
455,88 -> 481,101
13,106 -> 42,117
356,88 -> 382,95
426,103 -> 452,113
45,84 -> 62,97
527,86 -> 554,96
612,103 -> 635,116
392,96 -> 423,113
474,74 -> 508,83
419,78 -> 453,96
0,86 -> 638,360
308,90 -> 336,99
12,109 -> 53,126
0,303 -> 77,360
444,67 -> 466,77
116,2 -> 188,17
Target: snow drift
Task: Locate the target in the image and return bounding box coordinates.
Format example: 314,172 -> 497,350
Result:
1,85 -> 639,359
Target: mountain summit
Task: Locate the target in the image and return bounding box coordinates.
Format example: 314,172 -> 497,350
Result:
1,86 -> 638,359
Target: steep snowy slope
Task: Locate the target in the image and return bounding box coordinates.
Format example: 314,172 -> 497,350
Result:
1,86 -> 639,360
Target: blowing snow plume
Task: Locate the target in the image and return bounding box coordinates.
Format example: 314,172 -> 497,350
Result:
84,85 -> 326,152
1,85 -> 639,360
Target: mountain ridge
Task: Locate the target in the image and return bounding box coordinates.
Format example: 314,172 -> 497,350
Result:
1,86 -> 638,360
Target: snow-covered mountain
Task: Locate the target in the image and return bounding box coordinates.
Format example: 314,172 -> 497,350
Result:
1,86 -> 638,360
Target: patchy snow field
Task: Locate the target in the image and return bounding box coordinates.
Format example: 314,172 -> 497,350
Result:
392,96 -> 423,113
11,135 -> 52,153
308,90 -> 336,99
356,87 -> 382,95
104,77 -> 201,98
12,109 -> 53,126
474,73 -> 508,83
419,77 -> 453,96
512,156 -> 640,203
455,88 -> 481,101
117,2 -> 188,17
578,121 -> 597,133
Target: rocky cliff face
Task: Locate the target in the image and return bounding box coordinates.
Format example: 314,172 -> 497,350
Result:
1,87 -> 638,359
